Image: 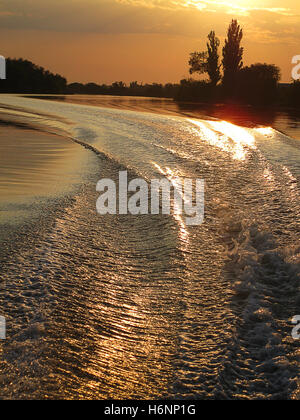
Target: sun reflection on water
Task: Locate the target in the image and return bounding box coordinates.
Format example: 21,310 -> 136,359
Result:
189,119 -> 256,161
152,162 -> 189,247
254,126 -> 274,137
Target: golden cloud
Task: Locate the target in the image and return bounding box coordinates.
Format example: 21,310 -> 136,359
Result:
117,0 -> 294,16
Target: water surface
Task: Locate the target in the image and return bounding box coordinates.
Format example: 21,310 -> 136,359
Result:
0,94 -> 299,400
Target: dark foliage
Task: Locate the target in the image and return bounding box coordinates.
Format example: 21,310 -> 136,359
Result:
281,81 -> 300,108
0,58 -> 67,94
189,31 -> 221,87
222,19 -> 244,94
67,81 -> 179,98
207,31 -> 222,87
1,51 -> 300,110
175,79 -> 218,102
236,63 -> 281,105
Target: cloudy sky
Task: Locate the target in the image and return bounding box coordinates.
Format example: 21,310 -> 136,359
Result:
1,0 -> 299,83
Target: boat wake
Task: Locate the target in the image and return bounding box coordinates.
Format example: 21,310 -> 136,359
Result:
0,95 -> 299,399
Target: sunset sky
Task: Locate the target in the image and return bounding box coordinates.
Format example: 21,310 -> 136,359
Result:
1,0 -> 300,84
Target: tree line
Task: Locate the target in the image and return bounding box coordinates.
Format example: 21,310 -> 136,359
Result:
1,21 -> 300,108
180,19 -> 281,105
0,58 -> 67,94
0,58 -> 178,97
177,19 -> 300,107
67,81 -> 178,98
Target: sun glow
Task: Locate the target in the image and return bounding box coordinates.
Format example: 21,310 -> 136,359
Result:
186,0 -> 291,15
254,127 -> 274,137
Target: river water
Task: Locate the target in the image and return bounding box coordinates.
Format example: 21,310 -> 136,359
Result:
0,95 -> 299,399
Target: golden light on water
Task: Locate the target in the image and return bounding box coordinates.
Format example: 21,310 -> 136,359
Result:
152,162 -> 189,247
254,127 -> 274,136
189,119 -> 256,161
2,88 -> 300,401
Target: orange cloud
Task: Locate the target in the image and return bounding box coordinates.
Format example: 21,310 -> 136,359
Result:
117,0 -> 295,16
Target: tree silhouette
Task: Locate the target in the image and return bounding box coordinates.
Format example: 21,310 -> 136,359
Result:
207,31 -> 221,86
189,51 -> 208,76
189,31 -> 221,86
0,58 -> 67,93
222,19 -> 243,93
237,63 -> 281,105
